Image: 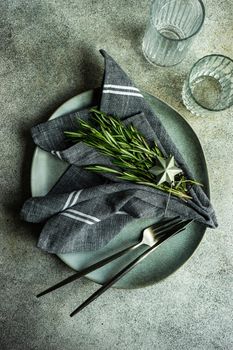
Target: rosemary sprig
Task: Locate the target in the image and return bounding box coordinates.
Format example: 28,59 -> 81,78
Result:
65,108 -> 201,200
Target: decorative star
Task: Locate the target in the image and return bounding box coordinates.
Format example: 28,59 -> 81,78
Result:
149,156 -> 183,185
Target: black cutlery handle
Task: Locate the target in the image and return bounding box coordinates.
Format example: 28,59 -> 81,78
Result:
70,225 -> 190,317
70,240 -> 161,317
36,240 -> 141,298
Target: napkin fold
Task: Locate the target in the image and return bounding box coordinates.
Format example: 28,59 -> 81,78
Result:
21,50 -> 217,253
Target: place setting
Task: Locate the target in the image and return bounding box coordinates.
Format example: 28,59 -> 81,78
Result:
19,0 -> 233,318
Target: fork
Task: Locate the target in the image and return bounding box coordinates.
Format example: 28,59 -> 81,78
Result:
37,217 -> 188,299
69,218 -> 192,316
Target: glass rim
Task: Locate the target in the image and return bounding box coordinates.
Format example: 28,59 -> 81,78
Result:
187,54 -> 233,111
150,0 -> 205,42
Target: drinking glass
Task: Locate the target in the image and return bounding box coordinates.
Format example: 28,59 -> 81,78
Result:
182,54 -> 233,116
142,0 -> 205,67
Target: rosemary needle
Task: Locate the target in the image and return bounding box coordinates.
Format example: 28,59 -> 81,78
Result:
64,108 -> 201,200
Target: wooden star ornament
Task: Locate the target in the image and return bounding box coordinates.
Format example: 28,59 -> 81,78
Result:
149,155 -> 183,185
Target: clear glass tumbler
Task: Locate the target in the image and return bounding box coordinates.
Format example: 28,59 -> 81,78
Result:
142,0 -> 205,67
182,54 -> 233,116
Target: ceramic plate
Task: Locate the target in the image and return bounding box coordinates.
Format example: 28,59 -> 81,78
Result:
31,89 -> 209,289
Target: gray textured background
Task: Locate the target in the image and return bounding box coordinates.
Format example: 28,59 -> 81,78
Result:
1,0 -> 232,349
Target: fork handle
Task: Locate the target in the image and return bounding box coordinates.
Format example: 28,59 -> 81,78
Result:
70,227 -> 188,317
70,239 -> 162,317
37,240 -> 142,298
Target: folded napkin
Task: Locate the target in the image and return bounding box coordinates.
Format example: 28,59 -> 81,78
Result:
21,50 -> 217,253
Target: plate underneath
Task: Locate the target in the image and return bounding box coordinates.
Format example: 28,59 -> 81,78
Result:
31,89 -> 209,289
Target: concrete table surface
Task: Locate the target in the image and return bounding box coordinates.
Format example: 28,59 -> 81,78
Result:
0,0 -> 232,349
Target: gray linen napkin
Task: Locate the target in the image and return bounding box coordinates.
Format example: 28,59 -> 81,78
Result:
21,50 -> 217,253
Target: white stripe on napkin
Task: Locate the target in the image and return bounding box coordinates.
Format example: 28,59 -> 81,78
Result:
62,191 -> 76,210
70,190 -> 82,207
62,190 -> 83,211
61,212 -> 94,225
116,211 -> 128,215
66,209 -> 100,222
56,151 -> 62,160
104,84 -> 140,91
103,90 -> 143,98
51,150 -> 63,160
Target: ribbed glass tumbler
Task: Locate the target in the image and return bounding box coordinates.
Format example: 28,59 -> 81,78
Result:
182,54 -> 233,116
142,0 -> 205,67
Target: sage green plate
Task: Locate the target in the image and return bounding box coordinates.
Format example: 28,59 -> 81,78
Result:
31,89 -> 209,289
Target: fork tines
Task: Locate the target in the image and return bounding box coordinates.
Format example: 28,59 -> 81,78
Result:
152,217 -> 191,239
